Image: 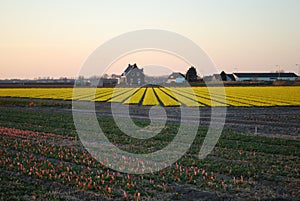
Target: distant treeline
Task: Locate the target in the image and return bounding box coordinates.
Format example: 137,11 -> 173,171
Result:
0,80 -> 299,88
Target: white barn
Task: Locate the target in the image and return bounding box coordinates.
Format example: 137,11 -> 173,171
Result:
167,72 -> 186,83
233,72 -> 298,81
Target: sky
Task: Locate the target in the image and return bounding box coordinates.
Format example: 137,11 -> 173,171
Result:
0,0 -> 300,79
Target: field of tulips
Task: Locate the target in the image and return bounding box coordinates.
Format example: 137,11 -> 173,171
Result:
0,86 -> 299,107
0,107 -> 299,200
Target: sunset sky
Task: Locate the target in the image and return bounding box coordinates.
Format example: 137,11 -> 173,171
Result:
1,0 -> 300,79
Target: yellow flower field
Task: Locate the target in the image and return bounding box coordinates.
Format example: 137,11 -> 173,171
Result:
0,86 -> 299,107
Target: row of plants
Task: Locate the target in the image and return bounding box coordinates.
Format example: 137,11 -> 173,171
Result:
1,86 -> 299,106
2,122 -> 298,185
0,127 -> 241,200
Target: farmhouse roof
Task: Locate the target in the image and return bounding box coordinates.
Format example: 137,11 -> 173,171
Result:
121,63 -> 143,76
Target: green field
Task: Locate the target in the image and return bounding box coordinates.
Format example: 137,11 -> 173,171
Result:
0,105 -> 299,200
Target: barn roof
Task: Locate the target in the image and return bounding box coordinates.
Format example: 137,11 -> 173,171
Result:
227,74 -> 236,81
220,71 -> 236,81
168,72 -> 185,79
233,72 -> 298,78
